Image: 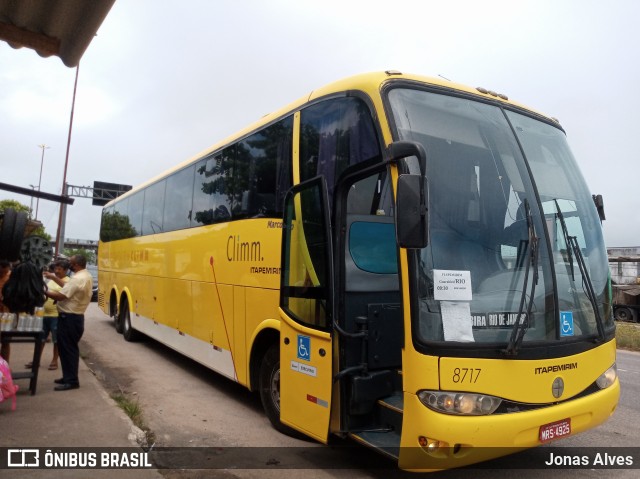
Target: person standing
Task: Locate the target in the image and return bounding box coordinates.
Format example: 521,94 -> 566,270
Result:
44,255 -> 93,391
27,260 -> 70,370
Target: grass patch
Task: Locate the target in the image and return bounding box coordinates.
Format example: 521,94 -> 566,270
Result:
111,387 -> 156,447
616,321 -> 640,351
113,393 -> 143,423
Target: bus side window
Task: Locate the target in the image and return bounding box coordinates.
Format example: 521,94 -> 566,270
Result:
300,97 -> 381,194
142,180 -> 166,235
192,148 -> 234,225
127,191 -> 143,237
163,164 -> 195,231
236,116 -> 292,218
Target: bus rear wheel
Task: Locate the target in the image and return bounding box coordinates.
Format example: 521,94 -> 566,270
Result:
111,294 -> 123,333
120,298 -> 141,342
258,344 -> 304,437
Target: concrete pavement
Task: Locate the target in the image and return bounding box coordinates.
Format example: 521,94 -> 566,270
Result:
0,312 -> 163,479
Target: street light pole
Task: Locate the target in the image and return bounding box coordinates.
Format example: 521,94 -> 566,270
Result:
55,64 -> 80,257
35,144 -> 50,220
29,184 -> 36,218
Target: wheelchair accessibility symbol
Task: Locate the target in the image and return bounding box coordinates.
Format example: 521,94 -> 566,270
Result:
560,311 -> 574,337
297,335 -> 311,361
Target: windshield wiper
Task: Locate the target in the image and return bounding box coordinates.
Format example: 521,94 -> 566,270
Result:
505,200 -> 539,356
554,200 -> 575,281
553,200 -> 605,341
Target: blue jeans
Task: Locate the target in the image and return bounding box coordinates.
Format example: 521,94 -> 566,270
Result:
40,316 -> 58,343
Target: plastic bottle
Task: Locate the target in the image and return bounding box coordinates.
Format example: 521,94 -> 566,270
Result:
17,313 -> 26,331
34,307 -> 44,331
25,314 -> 34,332
2,313 -> 13,331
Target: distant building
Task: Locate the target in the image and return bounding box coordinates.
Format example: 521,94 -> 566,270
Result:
608,246 -> 640,285
608,247 -> 640,322
64,238 -> 98,255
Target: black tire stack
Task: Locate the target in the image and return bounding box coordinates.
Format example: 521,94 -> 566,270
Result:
0,208 -> 28,262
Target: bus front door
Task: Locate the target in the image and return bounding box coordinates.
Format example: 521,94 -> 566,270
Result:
279,178 -> 334,443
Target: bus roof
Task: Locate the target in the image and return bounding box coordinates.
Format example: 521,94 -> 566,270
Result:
107,70 -> 554,206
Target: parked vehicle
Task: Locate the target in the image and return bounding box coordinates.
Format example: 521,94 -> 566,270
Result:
97,72 -> 619,471
609,253 -> 640,323
613,284 -> 640,322
86,264 -> 98,302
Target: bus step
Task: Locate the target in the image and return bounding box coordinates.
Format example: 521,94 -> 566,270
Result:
378,392 -> 403,413
377,392 -> 403,435
349,429 -> 401,460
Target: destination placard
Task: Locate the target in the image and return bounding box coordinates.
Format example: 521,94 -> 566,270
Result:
433,270 -> 472,301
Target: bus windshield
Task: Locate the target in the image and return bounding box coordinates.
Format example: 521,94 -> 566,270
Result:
387,88 -> 613,349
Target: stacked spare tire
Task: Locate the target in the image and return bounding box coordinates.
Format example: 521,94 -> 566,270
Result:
0,208 -> 52,314
0,208 -> 28,263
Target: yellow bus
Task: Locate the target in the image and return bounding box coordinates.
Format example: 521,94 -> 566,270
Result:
98,71 -> 619,470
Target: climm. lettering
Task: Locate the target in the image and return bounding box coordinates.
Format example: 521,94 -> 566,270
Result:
534,362 -> 578,374
227,235 -> 263,261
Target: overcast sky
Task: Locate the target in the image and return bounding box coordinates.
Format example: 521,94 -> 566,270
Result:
1,0 -> 638,247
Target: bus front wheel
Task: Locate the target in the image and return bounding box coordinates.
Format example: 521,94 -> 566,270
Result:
258,344 -> 304,437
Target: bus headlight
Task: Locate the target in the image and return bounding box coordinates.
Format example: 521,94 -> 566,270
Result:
595,363 -> 617,389
417,390 -> 502,415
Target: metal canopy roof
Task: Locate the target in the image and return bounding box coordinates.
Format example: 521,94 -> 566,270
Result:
0,0 -> 114,67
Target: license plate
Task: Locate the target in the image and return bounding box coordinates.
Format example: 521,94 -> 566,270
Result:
539,418 -> 571,442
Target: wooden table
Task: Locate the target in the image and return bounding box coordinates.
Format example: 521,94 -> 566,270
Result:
0,330 -> 43,395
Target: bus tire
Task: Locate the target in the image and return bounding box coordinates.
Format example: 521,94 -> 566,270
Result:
258,344 -> 304,438
115,316 -> 124,334
112,294 -> 124,334
614,307 -> 634,322
0,208 -> 27,262
120,298 -> 141,342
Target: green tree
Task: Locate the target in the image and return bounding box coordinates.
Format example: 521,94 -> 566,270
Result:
0,199 -> 30,215
100,211 -> 136,241
0,199 -> 51,240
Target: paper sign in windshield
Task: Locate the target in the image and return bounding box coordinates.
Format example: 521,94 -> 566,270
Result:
441,301 -> 474,342
433,270 -> 472,301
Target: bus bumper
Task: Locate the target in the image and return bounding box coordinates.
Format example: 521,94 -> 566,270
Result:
397,379 -> 620,471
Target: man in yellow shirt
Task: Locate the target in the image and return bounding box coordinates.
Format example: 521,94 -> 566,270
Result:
38,260 -> 70,370
44,255 -> 93,391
